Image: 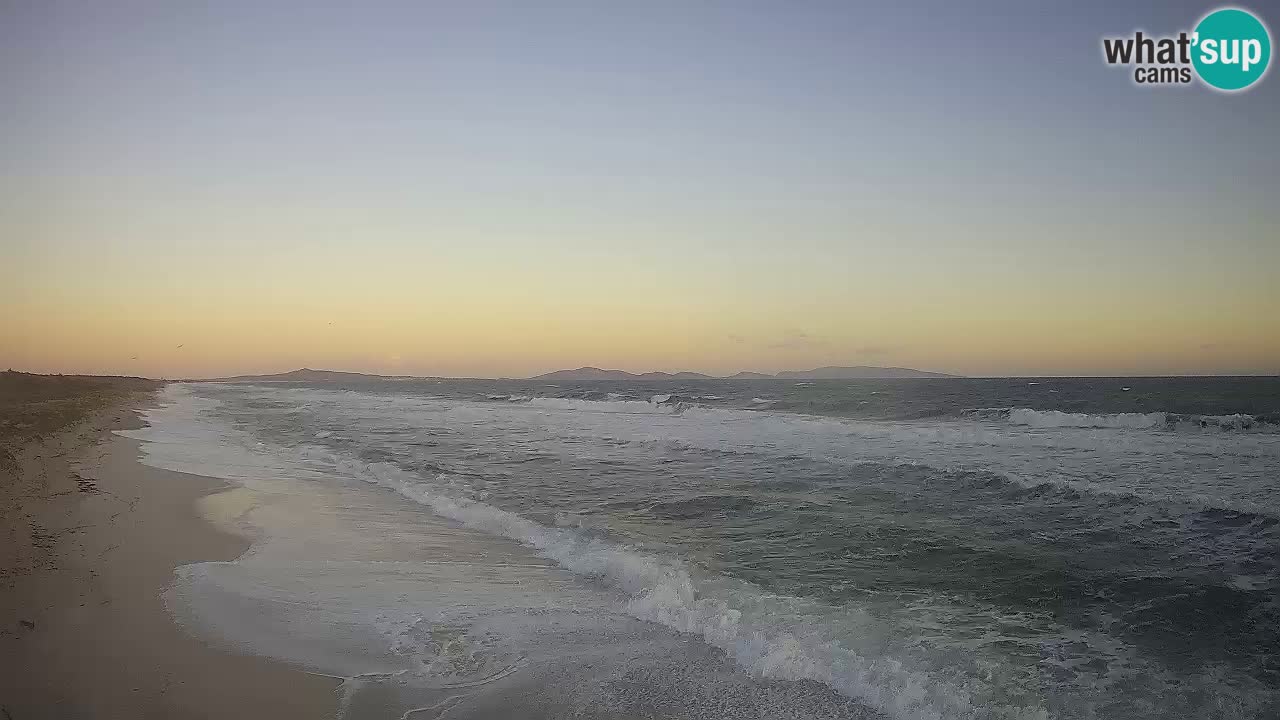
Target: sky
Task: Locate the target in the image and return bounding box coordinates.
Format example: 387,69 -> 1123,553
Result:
3,1 -> 1278,379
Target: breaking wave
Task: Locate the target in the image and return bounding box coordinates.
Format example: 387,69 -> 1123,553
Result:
520,396 -> 702,415
963,408 -> 1277,432
300,447 -> 1039,720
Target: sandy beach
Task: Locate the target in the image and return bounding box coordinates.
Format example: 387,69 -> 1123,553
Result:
0,386 -> 339,719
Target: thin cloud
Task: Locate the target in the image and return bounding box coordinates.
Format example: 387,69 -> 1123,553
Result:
767,330 -> 827,350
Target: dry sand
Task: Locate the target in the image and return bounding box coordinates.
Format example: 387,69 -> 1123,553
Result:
0,390 -> 340,719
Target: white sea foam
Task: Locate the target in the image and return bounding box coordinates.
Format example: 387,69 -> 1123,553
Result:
964,407 -> 1272,433
237,386 -> 1279,515
520,395 -> 711,416
373,472 -> 988,718
1007,409 -> 1169,429
525,396 -> 678,414
243,446 -> 1045,720
1191,413 -> 1265,430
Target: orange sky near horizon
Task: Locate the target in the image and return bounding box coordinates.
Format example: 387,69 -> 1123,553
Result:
6,215 -> 1279,379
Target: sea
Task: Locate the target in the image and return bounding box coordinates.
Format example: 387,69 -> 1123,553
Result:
121,376 -> 1280,719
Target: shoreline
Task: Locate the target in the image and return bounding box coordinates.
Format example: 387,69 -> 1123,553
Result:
0,391 -> 340,719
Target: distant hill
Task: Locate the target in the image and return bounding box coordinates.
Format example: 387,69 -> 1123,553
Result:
774,366 -> 956,379
202,368 -> 395,383
532,367 -> 720,381
531,367 -> 638,381
532,366 -> 957,380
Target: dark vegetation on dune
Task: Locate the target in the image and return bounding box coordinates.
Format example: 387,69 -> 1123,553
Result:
0,371 -> 160,472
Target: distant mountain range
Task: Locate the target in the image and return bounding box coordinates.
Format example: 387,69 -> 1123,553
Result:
199,365 -> 958,383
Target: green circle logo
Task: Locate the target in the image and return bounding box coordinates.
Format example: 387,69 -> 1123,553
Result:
1192,8 -> 1272,91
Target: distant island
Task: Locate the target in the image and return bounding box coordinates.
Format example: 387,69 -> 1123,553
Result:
197,365 -> 958,383
198,368 -> 418,383
532,368 -> 716,381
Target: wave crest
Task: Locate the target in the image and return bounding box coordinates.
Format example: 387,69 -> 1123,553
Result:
306,450 -> 1034,720
963,408 -> 1276,432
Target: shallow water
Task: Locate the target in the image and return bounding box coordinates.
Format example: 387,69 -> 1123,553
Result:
125,378 -> 1280,719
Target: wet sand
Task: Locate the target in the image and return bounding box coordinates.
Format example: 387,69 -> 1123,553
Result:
0,391 -> 340,719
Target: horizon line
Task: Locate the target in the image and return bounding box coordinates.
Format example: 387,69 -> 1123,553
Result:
9,367 -> 1279,381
